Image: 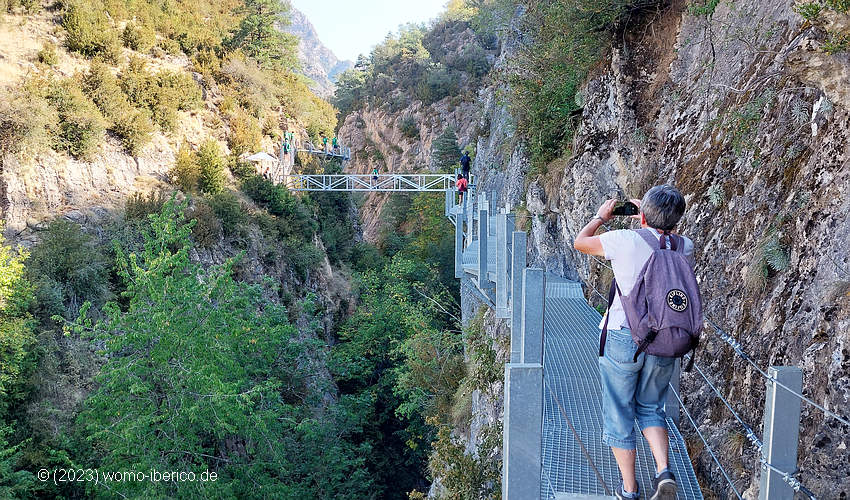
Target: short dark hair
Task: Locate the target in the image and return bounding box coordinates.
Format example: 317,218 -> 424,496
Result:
457,173 -> 463,179
641,184 -> 686,231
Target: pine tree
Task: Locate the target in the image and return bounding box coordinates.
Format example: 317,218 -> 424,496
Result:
430,126 -> 460,172
228,0 -> 298,68
197,139 -> 225,194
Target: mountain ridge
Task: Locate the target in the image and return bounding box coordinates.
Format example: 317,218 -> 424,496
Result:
285,7 -> 354,97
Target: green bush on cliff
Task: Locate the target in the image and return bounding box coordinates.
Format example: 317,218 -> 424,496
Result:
121,22 -> 155,53
62,0 -> 121,61
45,79 -> 107,160
507,0 -> 661,173
196,139 -> 226,194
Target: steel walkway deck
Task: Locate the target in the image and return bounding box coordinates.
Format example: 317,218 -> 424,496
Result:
540,276 -> 702,499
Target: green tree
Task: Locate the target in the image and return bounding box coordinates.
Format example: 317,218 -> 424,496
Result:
197,139 -> 225,194
430,126 -> 460,172
71,199 -> 372,498
228,0 -> 298,68
26,219 -> 109,321
0,230 -> 36,416
331,256 -> 463,498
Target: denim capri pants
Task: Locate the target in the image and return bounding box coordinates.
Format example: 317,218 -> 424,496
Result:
598,328 -> 675,449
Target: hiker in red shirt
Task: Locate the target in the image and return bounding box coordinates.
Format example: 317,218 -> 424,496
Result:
456,174 -> 468,203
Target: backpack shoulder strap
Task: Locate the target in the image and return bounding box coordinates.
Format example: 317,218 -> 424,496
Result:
635,228 -> 660,249
599,278 -> 623,357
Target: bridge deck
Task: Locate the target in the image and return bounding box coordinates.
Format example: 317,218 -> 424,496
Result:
540,277 -> 702,499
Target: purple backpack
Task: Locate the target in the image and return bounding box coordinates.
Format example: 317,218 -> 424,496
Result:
599,229 -> 702,370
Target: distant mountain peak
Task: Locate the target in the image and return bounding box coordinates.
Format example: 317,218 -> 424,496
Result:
285,7 -> 353,97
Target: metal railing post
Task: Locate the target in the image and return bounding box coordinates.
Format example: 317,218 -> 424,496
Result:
521,268 -> 544,364
758,367 -> 803,500
510,231 -> 526,363
466,190 -> 474,250
478,209 -> 489,286
455,212 -> 463,279
503,266 -> 544,500
496,209 -> 509,318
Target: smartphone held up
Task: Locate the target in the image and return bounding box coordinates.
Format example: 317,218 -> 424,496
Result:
611,201 -> 639,216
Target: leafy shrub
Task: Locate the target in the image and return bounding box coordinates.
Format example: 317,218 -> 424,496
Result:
825,0 -> 849,12
823,30 -> 849,54
149,70 -> 203,131
228,155 -> 255,180
707,184 -> 725,208
399,116 -> 420,139
62,0 -> 121,60
169,144 -> 200,192
688,0 -> 720,16
219,57 -> 278,116
207,191 -> 245,236
37,42 -> 59,66
81,60 -> 132,119
45,79 -> 107,160
0,89 -> 57,156
125,190 -> 169,220
416,65 -> 459,104
794,2 -> 822,20
189,198 -> 221,248
113,108 -> 154,156
122,22 -> 156,53
81,61 -> 154,155
228,108 -> 262,155
27,219 -> 109,319
241,175 -> 316,239
0,230 -> 36,416
118,56 -> 151,106
455,44 -> 490,77
119,58 -> 202,132
196,139 -> 225,194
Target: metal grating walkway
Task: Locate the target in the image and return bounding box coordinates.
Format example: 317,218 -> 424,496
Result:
541,275 -> 702,499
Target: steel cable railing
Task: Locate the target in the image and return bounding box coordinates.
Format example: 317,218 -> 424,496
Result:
582,252 -> 850,428
579,251 -> 823,497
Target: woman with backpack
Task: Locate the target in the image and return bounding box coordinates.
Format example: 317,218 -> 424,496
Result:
574,184 -> 700,500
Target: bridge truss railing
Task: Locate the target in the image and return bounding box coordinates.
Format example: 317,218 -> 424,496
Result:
280,173 -> 457,192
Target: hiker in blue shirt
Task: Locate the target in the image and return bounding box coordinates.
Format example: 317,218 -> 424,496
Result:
574,185 -> 695,500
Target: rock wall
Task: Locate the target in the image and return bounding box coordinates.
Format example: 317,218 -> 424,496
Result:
465,0 -> 850,496
338,92 -> 481,242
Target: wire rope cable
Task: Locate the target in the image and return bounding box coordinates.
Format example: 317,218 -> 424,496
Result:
577,234 -> 850,427
669,385 -> 745,500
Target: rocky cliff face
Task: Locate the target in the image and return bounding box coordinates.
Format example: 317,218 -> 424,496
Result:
285,7 -> 353,97
463,0 -> 850,496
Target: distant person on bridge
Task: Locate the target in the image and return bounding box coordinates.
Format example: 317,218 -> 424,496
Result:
574,185 -> 695,500
456,174 -> 468,203
332,136 -> 338,152
322,136 -> 328,152
460,151 -> 471,179
372,167 -> 379,187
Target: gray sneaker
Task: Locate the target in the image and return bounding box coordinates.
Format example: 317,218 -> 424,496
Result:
615,482 -> 640,499
649,470 -> 677,500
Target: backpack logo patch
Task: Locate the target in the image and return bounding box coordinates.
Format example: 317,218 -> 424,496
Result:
666,289 -> 688,312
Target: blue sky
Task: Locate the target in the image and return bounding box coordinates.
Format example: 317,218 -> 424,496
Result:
290,0 -> 448,62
